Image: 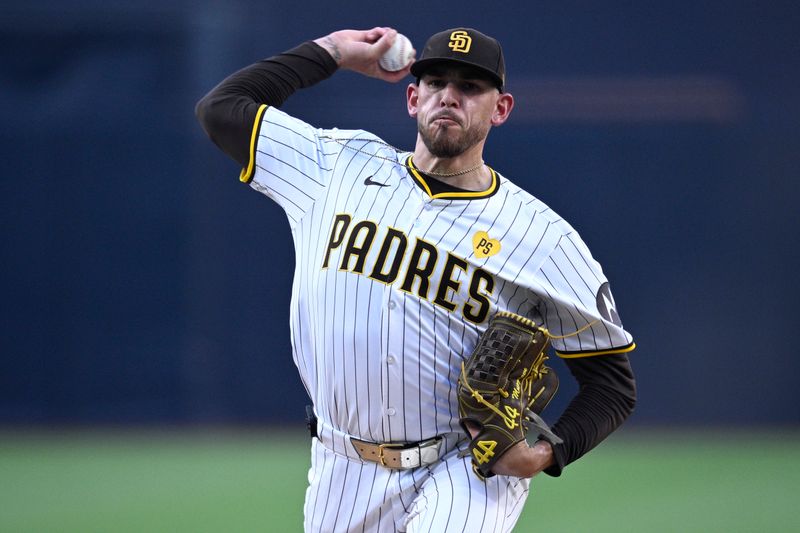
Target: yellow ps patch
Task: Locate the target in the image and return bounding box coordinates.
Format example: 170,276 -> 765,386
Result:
473,231 -> 501,258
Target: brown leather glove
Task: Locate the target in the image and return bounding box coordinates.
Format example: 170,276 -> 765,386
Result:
458,311 -> 562,479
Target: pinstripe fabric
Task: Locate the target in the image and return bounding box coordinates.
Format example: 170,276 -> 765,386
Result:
248,106 -> 634,531
305,438 -> 529,533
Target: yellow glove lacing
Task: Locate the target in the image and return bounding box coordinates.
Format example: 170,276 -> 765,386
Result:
460,315 -> 599,428
460,349 -> 548,430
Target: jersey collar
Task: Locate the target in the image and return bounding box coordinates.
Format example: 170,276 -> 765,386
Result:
406,156 -> 499,200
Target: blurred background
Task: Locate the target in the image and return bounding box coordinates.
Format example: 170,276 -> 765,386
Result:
1,0 -> 799,531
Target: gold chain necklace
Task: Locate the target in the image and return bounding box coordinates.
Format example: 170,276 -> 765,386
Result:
321,136 -> 485,178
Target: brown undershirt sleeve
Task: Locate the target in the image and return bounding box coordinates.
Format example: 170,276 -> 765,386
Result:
195,41 -> 337,167
543,352 -> 637,476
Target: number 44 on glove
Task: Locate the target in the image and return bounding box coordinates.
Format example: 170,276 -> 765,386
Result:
458,311 -> 563,479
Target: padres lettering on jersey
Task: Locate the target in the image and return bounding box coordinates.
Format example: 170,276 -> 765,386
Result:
322,213 -> 493,324
242,105 -> 634,445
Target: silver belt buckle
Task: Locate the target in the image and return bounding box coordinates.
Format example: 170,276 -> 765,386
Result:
416,438 -> 443,466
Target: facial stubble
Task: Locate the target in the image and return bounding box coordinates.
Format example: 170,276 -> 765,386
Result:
417,119 -> 490,159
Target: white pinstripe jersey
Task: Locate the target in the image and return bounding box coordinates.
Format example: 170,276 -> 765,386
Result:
242,105 -> 635,445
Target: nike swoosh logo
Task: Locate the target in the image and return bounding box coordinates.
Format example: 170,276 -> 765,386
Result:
364,175 -> 390,187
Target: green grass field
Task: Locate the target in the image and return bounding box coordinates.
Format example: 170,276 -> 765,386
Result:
1,428 -> 798,532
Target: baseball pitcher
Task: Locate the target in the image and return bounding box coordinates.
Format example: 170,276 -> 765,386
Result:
196,26 -> 636,532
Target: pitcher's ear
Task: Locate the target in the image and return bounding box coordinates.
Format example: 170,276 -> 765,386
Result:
491,92 -> 514,126
407,83 -> 420,117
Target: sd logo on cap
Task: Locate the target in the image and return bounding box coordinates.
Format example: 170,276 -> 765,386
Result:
411,27 -> 506,90
448,30 -> 473,53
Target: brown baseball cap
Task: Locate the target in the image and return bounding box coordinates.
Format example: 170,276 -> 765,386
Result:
410,28 -> 506,90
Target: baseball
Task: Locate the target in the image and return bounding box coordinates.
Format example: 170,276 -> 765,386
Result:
379,33 -> 415,72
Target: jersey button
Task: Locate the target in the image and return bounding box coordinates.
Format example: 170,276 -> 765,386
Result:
388,300 -> 396,310
387,355 -> 396,364
386,407 -> 396,416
